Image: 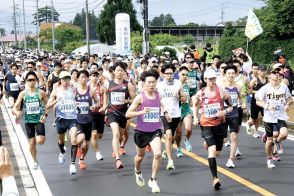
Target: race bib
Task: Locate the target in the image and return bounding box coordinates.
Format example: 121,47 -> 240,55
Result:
189,77 -> 197,88
231,94 -> 239,106
143,107 -> 160,122
162,89 -> 174,98
26,102 -> 40,114
111,92 -> 125,105
77,102 -> 90,114
10,83 -> 19,91
204,103 -> 221,118
59,100 -> 75,113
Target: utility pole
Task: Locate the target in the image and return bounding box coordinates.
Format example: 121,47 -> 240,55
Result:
51,0 -> 55,52
221,2 -> 224,24
138,0 -> 149,55
18,8 -> 22,48
13,0 -> 18,46
22,0 -> 27,50
36,0 -> 40,52
85,0 -> 90,55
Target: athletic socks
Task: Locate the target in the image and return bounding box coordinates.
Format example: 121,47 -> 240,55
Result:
58,143 -> 65,154
71,145 -> 78,163
208,157 -> 218,178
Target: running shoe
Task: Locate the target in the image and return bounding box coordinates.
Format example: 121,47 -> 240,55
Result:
32,161 -> 39,170
267,159 -> 276,168
53,122 -> 56,127
95,152 -> 104,161
272,153 -> 281,162
58,153 -> 65,165
184,138 -> 192,152
166,159 -> 175,170
116,159 -> 124,169
252,132 -> 260,138
69,163 -> 77,175
119,147 -> 126,155
213,178 -> 221,190
77,145 -> 82,158
148,179 -> 160,193
235,147 -> 242,159
262,133 -> 267,143
274,140 -> 283,154
226,159 -> 235,168
79,159 -> 87,170
146,144 -> 152,152
176,147 -> 183,158
135,171 -> 145,187
162,150 -> 167,159
224,141 -> 231,147
246,123 -> 253,135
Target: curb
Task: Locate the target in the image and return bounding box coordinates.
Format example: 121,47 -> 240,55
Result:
2,98 -> 52,196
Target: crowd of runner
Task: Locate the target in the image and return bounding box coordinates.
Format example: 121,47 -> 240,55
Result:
0,43 -> 293,193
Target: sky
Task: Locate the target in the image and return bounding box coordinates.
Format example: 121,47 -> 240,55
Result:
0,0 -> 265,35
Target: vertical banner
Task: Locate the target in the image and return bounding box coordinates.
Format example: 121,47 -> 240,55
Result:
115,13 -> 131,55
245,9 -> 263,40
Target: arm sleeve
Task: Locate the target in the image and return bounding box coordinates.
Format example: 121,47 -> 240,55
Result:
2,176 -> 19,196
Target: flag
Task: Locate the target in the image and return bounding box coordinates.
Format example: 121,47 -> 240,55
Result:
245,9 -> 263,40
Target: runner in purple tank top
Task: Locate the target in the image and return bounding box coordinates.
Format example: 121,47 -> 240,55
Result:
126,70 -> 171,193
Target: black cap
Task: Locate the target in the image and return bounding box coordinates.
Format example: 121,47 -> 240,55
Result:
258,64 -> 267,71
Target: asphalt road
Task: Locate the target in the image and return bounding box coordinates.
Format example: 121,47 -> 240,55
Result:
18,113 -> 294,196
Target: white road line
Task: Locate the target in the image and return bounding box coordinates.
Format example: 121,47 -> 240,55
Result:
3,98 -> 53,196
1,105 -> 39,196
241,122 -> 294,141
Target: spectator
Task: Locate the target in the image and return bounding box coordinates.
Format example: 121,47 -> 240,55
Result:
0,146 -> 19,196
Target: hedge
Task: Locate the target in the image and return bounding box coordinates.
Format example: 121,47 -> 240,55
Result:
219,36 -> 294,66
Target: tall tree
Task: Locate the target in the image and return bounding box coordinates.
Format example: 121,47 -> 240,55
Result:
96,0 -> 142,44
32,6 -> 59,25
149,13 -> 176,27
72,9 -> 98,40
255,0 -> 294,39
0,28 -> 5,36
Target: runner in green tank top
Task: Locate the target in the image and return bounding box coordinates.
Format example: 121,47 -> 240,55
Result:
13,71 -> 49,170
175,66 -> 193,158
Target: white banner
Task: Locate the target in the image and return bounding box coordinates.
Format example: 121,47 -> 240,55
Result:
245,9 -> 263,40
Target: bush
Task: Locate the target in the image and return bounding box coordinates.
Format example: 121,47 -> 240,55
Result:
152,47 -> 177,58
219,35 -> 294,66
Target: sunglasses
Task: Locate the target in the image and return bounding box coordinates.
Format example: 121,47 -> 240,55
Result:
186,56 -> 192,59
164,72 -> 173,75
27,78 -> 36,82
271,71 -> 279,74
182,73 -> 188,76
27,67 -> 34,69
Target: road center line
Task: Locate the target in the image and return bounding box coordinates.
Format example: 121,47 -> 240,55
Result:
129,121 -> 276,196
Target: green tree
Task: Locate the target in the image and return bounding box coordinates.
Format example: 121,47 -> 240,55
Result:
40,24 -> 83,52
223,22 -> 236,37
178,22 -> 199,27
255,0 -> 294,39
131,31 -> 143,54
0,28 -> 5,36
32,6 -> 59,25
149,13 -> 176,27
72,9 -> 98,40
96,0 -> 142,44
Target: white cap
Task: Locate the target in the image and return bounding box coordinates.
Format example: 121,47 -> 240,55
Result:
271,63 -> 283,72
204,69 -> 217,79
36,62 -> 42,67
117,57 -> 123,61
63,59 -> 71,64
149,57 -> 157,63
15,57 -> 21,62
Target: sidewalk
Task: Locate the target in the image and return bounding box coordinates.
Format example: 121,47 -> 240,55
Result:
0,105 -> 26,196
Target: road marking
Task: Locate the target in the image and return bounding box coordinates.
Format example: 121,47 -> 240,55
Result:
129,121 -> 276,196
241,122 -> 294,141
3,98 -> 53,196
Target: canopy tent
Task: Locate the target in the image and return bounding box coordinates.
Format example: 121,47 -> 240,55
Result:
72,44 -> 115,57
